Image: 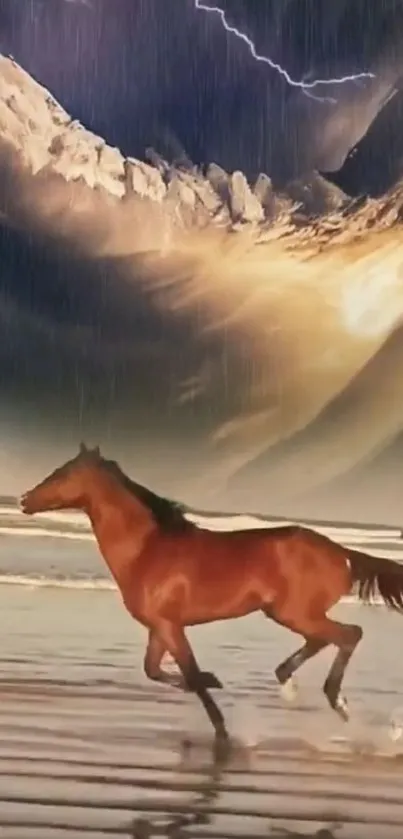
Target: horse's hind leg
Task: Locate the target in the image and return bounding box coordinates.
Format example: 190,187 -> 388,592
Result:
265,608 -> 362,720
291,619 -> 362,721
263,607 -> 328,702
323,623 -> 363,721
275,637 -> 329,701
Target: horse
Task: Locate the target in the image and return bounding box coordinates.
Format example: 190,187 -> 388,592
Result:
20,443 -> 403,752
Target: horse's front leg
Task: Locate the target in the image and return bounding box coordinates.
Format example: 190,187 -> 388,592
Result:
144,630 -> 223,690
144,630 -> 185,688
149,621 -> 228,747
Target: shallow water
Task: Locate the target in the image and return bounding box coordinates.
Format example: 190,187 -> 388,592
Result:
2,584 -> 403,838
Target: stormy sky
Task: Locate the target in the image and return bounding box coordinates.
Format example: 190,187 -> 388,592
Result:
0,0 -> 403,524
1,0 -> 402,185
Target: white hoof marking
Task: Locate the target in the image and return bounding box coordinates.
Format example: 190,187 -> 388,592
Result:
336,694 -> 349,719
389,708 -> 403,742
280,677 -> 298,703
389,721 -> 403,742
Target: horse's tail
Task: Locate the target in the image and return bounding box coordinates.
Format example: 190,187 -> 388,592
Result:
349,548 -> 403,611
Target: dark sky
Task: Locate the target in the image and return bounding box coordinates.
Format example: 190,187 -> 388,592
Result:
0,0 -> 403,523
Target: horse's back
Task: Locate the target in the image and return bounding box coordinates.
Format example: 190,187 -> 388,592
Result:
194,522 -> 298,545
137,522 -> 298,601
142,521 -> 298,567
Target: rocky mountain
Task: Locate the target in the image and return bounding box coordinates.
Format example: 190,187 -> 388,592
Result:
0,55 -> 402,254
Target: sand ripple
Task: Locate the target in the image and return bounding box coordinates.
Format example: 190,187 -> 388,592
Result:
2,587 -> 403,837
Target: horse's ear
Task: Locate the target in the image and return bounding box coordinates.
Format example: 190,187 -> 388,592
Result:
92,445 -> 101,458
79,442 -> 88,455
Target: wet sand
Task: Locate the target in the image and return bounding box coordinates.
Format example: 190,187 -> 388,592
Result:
2,586 -> 403,838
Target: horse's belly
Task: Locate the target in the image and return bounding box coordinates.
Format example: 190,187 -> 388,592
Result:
183,591 -> 264,626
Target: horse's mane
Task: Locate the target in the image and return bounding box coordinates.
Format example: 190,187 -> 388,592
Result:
100,457 -> 191,532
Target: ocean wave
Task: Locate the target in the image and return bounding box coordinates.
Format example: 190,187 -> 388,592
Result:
0,573 -> 387,606
0,504 -> 88,526
0,574 -> 115,590
0,525 -> 93,541
185,512 -> 402,539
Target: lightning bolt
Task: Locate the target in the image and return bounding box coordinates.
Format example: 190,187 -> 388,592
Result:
195,0 -> 375,103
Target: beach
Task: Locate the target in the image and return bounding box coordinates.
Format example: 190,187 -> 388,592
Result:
1,511 -> 403,837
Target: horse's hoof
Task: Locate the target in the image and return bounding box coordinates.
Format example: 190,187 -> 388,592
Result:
280,676 -> 298,703
389,721 -> 402,742
334,694 -> 349,722
389,708 -> 403,742
201,671 -> 223,689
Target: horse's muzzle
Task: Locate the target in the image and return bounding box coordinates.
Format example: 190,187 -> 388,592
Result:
19,494 -> 32,515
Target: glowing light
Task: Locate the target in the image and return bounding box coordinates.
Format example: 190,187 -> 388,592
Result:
195,0 -> 375,100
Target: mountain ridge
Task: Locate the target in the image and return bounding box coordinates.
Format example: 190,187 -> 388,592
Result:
0,54 -> 402,252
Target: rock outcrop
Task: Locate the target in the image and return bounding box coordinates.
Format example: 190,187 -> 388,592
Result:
0,54 -> 402,255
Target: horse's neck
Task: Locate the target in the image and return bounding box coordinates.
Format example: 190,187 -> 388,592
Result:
85,474 -> 155,586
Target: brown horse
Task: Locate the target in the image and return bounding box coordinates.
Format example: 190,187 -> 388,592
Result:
20,444 -> 403,751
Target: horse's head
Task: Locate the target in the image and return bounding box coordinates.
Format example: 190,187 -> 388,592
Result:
20,443 -> 101,515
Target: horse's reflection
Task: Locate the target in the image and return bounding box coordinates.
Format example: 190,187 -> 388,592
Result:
274,827 -> 340,839
127,744 -> 341,839
128,744 -> 229,838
